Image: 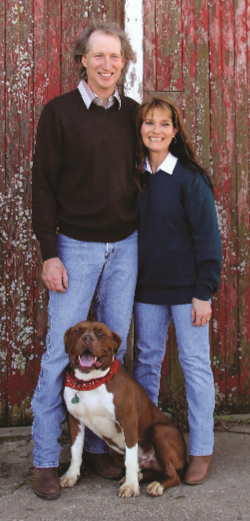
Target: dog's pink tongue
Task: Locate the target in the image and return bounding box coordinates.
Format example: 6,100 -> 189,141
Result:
79,353 -> 94,367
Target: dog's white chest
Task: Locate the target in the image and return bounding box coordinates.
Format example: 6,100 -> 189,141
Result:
64,384 -> 125,453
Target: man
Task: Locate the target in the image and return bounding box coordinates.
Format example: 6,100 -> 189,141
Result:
32,20 -> 138,500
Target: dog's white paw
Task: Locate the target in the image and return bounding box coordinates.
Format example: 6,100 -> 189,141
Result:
60,473 -> 79,488
146,481 -> 164,497
117,482 -> 140,498
119,472 -> 143,485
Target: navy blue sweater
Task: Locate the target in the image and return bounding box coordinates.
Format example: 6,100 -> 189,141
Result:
135,160 -> 222,305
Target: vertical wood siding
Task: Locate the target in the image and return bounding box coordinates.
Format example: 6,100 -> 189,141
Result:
0,0 -> 250,425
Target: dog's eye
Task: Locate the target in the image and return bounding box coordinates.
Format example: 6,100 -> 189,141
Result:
97,332 -> 105,337
74,330 -> 81,335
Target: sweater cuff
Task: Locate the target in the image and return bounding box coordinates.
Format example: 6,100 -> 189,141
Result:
193,280 -> 212,301
38,239 -> 59,262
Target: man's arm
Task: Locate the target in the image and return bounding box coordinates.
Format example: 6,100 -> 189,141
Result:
32,102 -> 69,291
32,101 -> 63,261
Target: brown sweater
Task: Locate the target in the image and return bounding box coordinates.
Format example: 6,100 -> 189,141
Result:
32,89 -> 139,261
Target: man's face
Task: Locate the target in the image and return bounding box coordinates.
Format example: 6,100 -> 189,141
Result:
81,31 -> 126,98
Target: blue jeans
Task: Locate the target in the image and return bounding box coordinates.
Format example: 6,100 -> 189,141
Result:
32,231 -> 138,468
133,302 -> 215,456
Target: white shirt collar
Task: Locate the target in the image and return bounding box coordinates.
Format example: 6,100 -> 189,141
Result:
145,152 -> 178,175
78,80 -> 121,110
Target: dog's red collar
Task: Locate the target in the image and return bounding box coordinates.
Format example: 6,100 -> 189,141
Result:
65,356 -> 120,392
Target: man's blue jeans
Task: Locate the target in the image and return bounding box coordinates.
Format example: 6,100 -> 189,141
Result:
32,231 -> 138,468
133,302 -> 215,456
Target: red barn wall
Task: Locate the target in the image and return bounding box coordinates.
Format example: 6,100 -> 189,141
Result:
0,0 -> 249,425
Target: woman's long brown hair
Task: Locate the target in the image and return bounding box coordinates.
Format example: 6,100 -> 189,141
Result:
134,96 -> 213,193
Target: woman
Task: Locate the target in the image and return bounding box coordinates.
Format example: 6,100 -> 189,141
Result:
133,96 -> 222,485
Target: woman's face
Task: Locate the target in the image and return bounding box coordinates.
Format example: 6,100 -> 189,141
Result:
140,106 -> 177,155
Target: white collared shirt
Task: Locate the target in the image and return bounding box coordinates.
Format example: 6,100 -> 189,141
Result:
145,152 -> 178,175
78,79 -> 121,110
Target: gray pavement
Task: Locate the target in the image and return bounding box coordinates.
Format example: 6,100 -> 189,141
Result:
1,425 -> 250,521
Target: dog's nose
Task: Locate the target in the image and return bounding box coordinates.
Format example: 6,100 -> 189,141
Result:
82,334 -> 94,343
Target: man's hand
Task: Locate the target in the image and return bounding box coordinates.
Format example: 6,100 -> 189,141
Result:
42,257 -> 68,293
191,298 -> 212,327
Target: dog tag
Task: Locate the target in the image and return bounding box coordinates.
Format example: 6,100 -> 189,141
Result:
72,395 -> 79,404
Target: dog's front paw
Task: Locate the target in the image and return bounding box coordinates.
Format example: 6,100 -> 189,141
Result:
117,482 -> 140,498
146,481 -> 164,497
119,472 -> 143,485
60,473 -> 79,488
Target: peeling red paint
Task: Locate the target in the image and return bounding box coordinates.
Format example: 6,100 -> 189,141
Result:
1,0 -> 250,425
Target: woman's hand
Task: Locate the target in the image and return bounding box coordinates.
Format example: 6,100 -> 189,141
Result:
191,298 -> 212,327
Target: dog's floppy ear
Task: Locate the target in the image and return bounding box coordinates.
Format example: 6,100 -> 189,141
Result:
112,331 -> 122,354
64,328 -> 72,353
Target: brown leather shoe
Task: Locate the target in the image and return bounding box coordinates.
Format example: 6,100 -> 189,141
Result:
184,455 -> 212,485
83,450 -> 124,480
34,467 -> 61,499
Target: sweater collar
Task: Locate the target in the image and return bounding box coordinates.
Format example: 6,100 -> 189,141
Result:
78,80 -> 121,110
145,152 -> 178,175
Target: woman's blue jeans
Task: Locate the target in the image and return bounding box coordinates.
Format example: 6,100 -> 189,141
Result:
133,302 -> 215,456
32,231 -> 138,468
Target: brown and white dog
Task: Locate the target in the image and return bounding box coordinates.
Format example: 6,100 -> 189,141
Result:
60,321 -> 187,498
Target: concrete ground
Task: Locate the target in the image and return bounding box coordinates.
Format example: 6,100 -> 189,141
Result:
1,424 -> 250,521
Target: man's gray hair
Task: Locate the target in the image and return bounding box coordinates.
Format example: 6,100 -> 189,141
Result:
73,20 -> 137,82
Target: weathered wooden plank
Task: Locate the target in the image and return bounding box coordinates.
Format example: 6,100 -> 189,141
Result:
143,0 -> 156,92
194,0 -> 210,167
234,0 -> 250,411
169,0 -> 183,91
223,0 -> 240,412
4,0 -> 36,425
47,0 -> 61,100
101,0 -> 118,21
61,0 -> 89,95
221,0 -> 239,411
124,0 -> 143,101
0,2 -> 6,196
33,0 -> 49,112
208,0 -> 229,411
116,0 -> 124,27
32,0 -> 50,392
156,0 -> 183,91
88,0 -> 116,21
0,0 -> 7,426
155,0 -> 170,90
246,0 -> 250,407
181,0 -> 196,143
